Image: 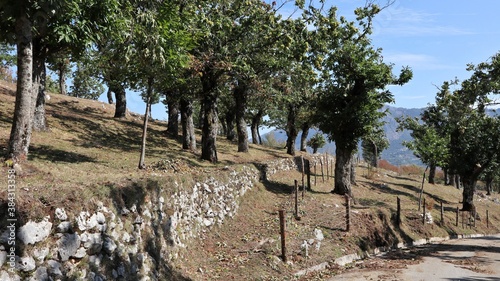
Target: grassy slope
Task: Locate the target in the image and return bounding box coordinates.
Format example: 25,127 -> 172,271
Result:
1,80 -> 499,280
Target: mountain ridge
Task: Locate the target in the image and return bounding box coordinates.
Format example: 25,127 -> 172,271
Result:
265,105 -> 424,166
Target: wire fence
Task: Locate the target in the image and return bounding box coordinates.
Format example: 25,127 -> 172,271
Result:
276,177 -> 494,262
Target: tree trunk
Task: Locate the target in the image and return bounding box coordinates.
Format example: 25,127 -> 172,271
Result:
8,13 -> 35,162
32,40 -> 47,131
300,122 -> 310,152
428,163 -> 436,184
333,144 -> 353,197
350,154 -> 357,185
371,140 -> 378,168
180,98 -> 196,151
444,169 -> 449,185
225,109 -> 236,141
455,175 -> 461,189
486,177 -> 493,196
201,92 -> 218,162
167,99 -> 179,137
418,166 -> 428,211
112,84 -> 127,118
286,104 -> 298,156
148,102 -> 155,122
198,100 -> 204,129
234,85 -> 248,152
107,88 -> 114,104
251,109 -> 263,145
138,78 -> 153,169
461,175 -> 477,211
58,63 -> 67,96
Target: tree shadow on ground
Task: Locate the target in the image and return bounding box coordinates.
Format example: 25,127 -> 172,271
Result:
260,179 -> 295,194
29,145 -> 98,163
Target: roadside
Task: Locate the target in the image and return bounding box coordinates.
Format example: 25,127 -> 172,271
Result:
331,234 -> 500,281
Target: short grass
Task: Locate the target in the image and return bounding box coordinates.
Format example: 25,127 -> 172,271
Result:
1,80 -> 499,280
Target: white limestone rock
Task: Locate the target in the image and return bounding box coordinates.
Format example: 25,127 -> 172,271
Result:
17,217 -> 52,245
83,233 -> 103,255
28,267 -> 48,281
0,271 -> 21,281
56,222 -> 72,233
32,247 -> 49,261
58,233 -> 80,261
103,237 -> 117,255
54,208 -> 68,221
72,247 -> 87,259
17,256 -> 36,272
47,260 -> 62,276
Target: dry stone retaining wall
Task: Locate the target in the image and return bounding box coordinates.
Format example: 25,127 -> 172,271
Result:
0,156 -> 316,281
0,165 -> 259,281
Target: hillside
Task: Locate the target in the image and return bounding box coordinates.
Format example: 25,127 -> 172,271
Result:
1,80 -> 500,280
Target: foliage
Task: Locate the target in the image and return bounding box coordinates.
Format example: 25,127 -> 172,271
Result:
306,132 -> 326,153
262,132 -> 286,149
306,2 -> 412,195
45,74 -> 59,93
69,61 -> 104,100
0,41 -> 15,83
0,43 -> 15,66
397,115 -> 449,169
361,125 -> 389,167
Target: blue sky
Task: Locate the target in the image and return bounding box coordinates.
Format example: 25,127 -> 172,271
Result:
99,0 -> 500,119
362,0 -> 500,109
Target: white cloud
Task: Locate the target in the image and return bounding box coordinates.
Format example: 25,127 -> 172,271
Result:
373,6 -> 474,37
383,53 -> 452,70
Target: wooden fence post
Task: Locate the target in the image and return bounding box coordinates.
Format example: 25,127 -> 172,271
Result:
473,208 -> 476,228
279,210 -> 287,262
422,198 -> 426,225
456,206 -> 459,227
325,154 -> 329,181
440,201 -> 444,225
487,210 -> 489,228
468,211 -> 472,229
345,195 -> 351,232
462,210 -> 464,229
396,197 -> 401,227
314,162 -> 317,186
306,159 -> 311,191
320,158 -> 325,183
294,180 -> 299,219
301,156 -> 305,191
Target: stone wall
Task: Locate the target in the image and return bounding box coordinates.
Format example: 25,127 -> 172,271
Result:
0,165 -> 258,281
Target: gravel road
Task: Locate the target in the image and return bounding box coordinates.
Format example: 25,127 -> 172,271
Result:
331,234 -> 500,281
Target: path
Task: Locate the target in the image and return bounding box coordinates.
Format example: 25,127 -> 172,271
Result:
331,234 -> 500,281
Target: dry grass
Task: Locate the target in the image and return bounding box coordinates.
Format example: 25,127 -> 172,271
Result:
0,80 -> 289,225
1,80 -> 500,280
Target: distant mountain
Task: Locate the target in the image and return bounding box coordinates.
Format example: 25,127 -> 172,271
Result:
265,105 -> 498,167
264,105 -> 424,167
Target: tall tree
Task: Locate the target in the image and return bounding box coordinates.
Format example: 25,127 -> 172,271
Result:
131,1 -> 191,169
361,125 -> 389,168
191,0 -> 289,161
5,0 -> 35,162
310,4 -> 412,197
445,53 -> 500,210
1,0 -> 123,161
69,61 -> 105,100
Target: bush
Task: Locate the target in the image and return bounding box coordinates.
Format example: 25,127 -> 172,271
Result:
262,132 -> 285,149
